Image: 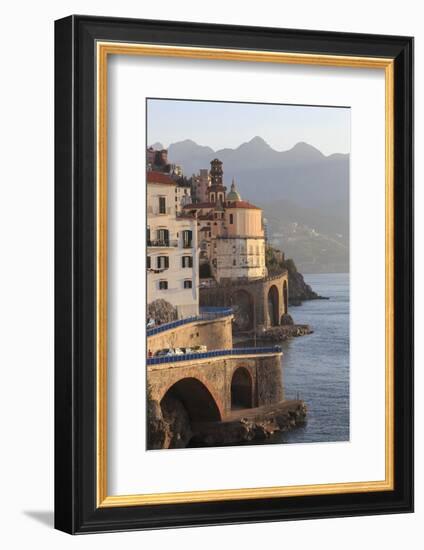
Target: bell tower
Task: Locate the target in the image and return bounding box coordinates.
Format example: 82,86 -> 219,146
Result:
208,158 -> 226,204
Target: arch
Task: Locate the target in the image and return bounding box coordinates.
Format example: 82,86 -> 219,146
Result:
268,284 -> 280,326
283,280 -> 288,314
231,367 -> 253,409
231,289 -> 254,331
160,378 -> 221,422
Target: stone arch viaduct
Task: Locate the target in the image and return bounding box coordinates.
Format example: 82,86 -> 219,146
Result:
199,270 -> 289,332
148,350 -> 284,423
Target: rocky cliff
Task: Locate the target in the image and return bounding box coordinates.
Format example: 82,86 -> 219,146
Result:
266,248 -> 326,305
282,258 -> 326,305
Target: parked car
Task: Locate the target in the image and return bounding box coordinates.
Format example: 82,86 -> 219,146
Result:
173,348 -> 184,355
154,348 -> 176,357
146,317 -> 156,329
179,347 -> 193,355
191,345 -> 207,353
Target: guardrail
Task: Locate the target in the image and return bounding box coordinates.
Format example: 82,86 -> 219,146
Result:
199,306 -> 233,315
147,346 -> 282,365
146,307 -> 233,337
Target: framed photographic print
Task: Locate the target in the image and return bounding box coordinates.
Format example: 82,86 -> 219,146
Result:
54,15 -> 414,533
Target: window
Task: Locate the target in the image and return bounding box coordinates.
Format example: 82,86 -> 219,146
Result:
147,256 -> 151,269
233,259 -> 237,266
157,228 -> 169,246
156,256 -> 169,270
159,280 -> 168,290
182,230 -> 192,248
183,280 -> 192,289
229,214 -> 233,224
182,256 -> 193,268
147,226 -> 151,244
159,196 -> 166,214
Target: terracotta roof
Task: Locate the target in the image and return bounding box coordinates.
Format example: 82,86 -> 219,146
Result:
146,171 -> 176,185
225,200 -> 260,210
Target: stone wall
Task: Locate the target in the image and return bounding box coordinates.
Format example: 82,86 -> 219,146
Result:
255,355 -> 284,406
147,315 -> 233,355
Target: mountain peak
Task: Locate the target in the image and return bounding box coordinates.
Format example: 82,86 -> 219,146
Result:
290,141 -> 323,156
237,136 -> 271,151
174,138 -> 200,147
249,136 -> 269,146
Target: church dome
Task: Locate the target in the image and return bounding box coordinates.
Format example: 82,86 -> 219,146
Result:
226,179 -> 241,202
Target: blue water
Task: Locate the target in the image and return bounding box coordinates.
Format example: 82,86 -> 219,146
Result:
277,272 -> 350,444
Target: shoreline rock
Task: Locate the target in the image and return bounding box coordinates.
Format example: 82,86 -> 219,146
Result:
258,324 -> 313,342
191,401 -> 307,447
147,393 -> 308,449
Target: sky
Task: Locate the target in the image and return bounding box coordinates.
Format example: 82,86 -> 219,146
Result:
147,99 -> 350,156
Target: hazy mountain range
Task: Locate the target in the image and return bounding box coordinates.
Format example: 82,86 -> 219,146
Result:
153,137 -> 349,273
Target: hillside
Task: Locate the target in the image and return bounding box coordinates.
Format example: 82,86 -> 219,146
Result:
163,137 -> 349,273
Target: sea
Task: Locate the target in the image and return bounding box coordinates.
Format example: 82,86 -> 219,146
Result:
276,272 -> 350,444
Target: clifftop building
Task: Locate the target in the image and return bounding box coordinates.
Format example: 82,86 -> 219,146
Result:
147,171 -> 199,318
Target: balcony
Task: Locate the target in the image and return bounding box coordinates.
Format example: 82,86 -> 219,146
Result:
182,241 -> 193,249
147,240 -> 178,248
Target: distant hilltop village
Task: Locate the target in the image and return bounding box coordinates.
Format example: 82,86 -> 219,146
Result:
146,145 -> 300,334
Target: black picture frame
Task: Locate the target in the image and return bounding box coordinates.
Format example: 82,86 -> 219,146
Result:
55,15 -> 414,534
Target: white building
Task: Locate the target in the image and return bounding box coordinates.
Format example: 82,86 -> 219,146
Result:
214,236 -> 267,281
147,171 -> 199,318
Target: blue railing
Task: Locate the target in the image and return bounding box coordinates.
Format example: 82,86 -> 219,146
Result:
146,307 -> 233,337
147,345 -> 282,365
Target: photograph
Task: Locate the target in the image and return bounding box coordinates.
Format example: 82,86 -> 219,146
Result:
146,98 -> 350,450
51,9 -> 413,536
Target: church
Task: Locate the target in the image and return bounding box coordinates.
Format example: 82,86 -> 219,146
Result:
183,159 -> 267,283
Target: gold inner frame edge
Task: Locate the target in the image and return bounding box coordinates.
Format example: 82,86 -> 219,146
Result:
96,42 -> 395,508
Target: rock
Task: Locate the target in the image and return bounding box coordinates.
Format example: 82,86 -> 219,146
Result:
161,395 -> 193,448
265,247 -> 326,305
147,397 -> 171,449
258,324 -> 312,342
280,313 -> 294,325
281,258 -> 324,304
